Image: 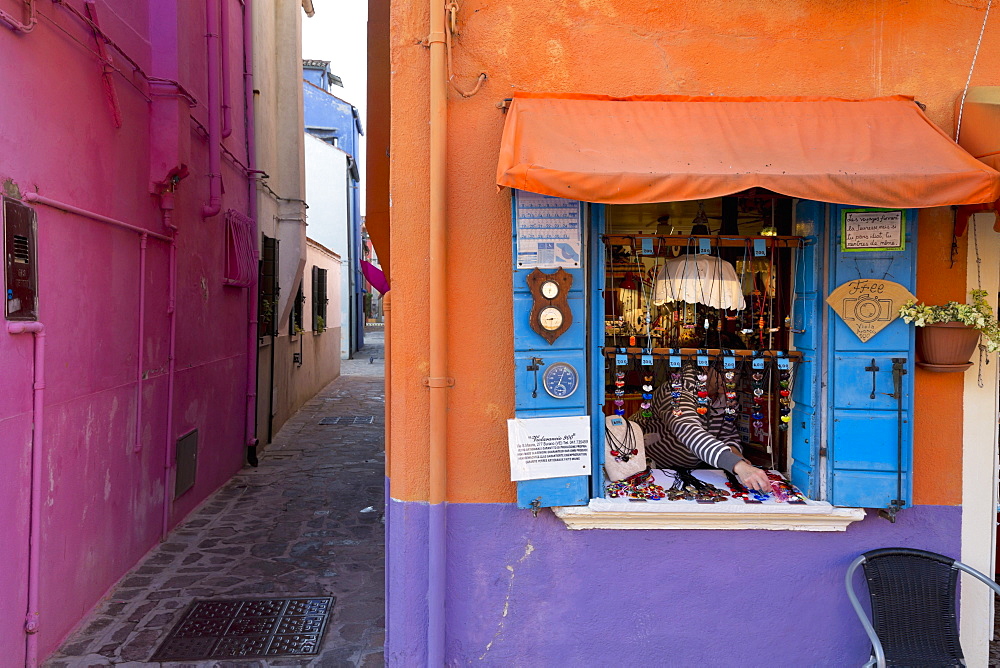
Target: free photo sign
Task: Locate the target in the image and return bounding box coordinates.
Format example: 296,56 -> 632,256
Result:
841,209 -> 905,252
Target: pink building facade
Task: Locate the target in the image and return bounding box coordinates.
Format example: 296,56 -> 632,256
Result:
1,2 -> 267,663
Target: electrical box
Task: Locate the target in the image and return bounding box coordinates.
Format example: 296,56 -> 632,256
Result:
3,197 -> 38,321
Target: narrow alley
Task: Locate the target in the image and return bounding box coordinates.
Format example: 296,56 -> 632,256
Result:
45,331 -> 386,667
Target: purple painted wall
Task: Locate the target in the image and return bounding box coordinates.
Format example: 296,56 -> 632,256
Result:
0,1 -> 253,661
387,496 -> 960,666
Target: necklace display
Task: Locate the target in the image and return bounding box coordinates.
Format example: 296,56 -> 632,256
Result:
722,365 -> 739,422
606,467 -> 667,500
613,370 -> 626,416
777,360 -> 795,432
669,371 -> 683,417
695,369 -> 709,416
605,421 -> 639,463
640,374 -> 654,419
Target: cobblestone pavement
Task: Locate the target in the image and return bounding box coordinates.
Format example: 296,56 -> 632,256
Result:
46,330 -> 386,667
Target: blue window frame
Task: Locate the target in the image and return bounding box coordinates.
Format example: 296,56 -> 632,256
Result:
512,192 -> 916,512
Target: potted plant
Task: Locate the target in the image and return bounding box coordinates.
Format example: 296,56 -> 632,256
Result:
898,290 -> 1000,369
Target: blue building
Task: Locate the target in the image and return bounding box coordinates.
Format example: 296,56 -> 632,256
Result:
303,59 -> 365,356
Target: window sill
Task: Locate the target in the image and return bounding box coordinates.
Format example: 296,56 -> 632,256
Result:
552,498 -> 866,531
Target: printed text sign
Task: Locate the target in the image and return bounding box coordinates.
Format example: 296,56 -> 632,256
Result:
507,416 -> 591,481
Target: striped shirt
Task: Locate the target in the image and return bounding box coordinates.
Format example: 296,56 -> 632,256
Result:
631,368 -> 744,473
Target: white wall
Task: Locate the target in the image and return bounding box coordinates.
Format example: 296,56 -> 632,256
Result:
304,132 -> 352,359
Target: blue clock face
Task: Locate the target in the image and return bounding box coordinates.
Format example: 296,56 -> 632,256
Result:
543,362 -> 579,399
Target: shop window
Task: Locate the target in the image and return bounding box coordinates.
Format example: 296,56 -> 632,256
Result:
312,266 -> 328,331
511,190 -> 915,523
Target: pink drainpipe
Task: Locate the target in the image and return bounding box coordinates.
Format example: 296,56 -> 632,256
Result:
134,234 -> 148,453
0,0 -> 36,33
242,0 -> 260,454
220,0 -> 233,139
8,321 -> 44,668
202,0 -> 222,217
160,195 -> 179,539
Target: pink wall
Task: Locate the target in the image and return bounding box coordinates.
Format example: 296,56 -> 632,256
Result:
0,1 -> 253,661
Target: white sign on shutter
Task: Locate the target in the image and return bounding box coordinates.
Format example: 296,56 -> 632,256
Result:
507,416 -> 592,481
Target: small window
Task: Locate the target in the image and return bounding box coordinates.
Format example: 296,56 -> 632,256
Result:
224,209 -> 256,287
312,266 -> 329,331
289,284 -> 304,336
258,235 -> 279,337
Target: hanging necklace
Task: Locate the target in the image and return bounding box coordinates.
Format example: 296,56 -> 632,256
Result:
721,355 -> 739,422
606,421 -> 639,463
670,368 -> 683,417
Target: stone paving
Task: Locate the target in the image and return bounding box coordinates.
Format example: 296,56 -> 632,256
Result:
46,330 -> 386,667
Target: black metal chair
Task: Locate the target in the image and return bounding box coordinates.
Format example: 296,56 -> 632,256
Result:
845,547 -> 1000,668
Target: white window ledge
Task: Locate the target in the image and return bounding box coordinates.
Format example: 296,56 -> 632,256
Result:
552,498 -> 866,531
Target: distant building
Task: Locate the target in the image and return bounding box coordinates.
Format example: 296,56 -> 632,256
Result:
303,59 -> 365,358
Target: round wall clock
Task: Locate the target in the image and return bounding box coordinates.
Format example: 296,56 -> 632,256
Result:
542,362 -> 579,399
538,306 -> 564,331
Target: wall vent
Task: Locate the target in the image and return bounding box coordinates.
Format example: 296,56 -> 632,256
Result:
174,430 -> 198,499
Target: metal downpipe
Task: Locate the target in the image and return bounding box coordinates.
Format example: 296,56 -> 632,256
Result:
427,0 -> 449,664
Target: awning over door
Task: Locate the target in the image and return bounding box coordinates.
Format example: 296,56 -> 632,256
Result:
496,93 -> 1000,208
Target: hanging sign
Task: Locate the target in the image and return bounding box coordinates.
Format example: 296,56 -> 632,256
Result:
826,279 -> 916,343
841,209 -> 906,252
515,191 -> 582,269
507,416 -> 592,481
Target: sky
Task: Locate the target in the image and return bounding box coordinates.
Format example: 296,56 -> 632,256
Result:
301,1 -> 369,213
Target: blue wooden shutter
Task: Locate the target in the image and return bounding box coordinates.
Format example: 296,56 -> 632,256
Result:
826,206 -> 916,508
789,201 -> 825,498
512,190 -> 590,509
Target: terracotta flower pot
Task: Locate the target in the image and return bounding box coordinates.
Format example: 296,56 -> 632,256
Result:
916,322 -> 981,365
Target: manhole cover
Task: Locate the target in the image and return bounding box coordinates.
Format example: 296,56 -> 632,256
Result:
151,597 -> 335,661
319,416 -> 375,425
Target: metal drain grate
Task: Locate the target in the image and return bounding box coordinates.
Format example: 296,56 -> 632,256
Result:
319,416 -> 375,425
151,597 -> 335,661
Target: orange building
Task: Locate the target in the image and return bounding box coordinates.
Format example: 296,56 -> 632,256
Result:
368,1 -> 1000,664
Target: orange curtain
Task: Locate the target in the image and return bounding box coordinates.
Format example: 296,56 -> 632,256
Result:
496,93 -> 1000,208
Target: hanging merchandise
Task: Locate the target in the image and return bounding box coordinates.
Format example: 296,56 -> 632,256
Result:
604,415 -> 646,481
653,254 -> 746,310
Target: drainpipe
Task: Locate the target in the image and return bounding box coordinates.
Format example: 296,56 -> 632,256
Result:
427,0 -> 449,664
0,0 -> 36,33
220,0 -> 233,139
8,321 -> 45,668
159,194 -> 179,539
202,0 -> 223,217
133,234 -> 148,453
242,0 -> 260,458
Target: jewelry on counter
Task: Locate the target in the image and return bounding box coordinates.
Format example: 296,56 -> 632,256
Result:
606,467 -> 666,500
675,468 -> 728,503
766,472 -> 807,504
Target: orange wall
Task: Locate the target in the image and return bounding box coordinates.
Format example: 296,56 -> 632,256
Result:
387,0 -> 997,503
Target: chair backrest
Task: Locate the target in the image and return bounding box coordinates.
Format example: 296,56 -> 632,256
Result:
858,548 -> 963,666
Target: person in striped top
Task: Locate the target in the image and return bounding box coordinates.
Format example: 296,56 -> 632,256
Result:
631,366 -> 772,493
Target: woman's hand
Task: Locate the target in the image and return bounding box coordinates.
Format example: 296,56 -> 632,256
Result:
733,459 -> 771,493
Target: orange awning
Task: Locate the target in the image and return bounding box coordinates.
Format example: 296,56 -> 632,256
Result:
496,93 -> 1000,208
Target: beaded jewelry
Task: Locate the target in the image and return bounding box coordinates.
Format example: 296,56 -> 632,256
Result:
605,467 -> 666,500
777,360 -> 795,432
670,371 -> 683,417
721,359 -> 739,422
695,368 -> 709,416
613,370 -> 626,416
766,471 -> 807,504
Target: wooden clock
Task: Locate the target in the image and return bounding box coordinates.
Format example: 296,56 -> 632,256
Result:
526,268 -> 573,344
